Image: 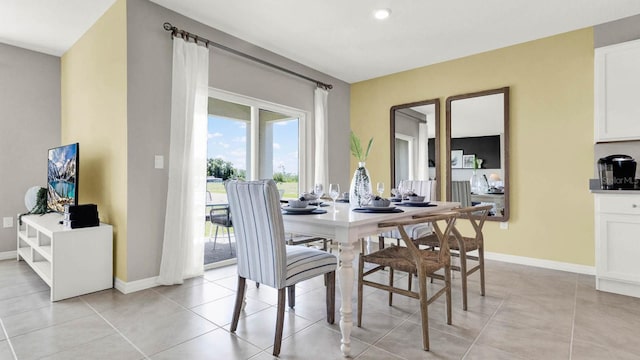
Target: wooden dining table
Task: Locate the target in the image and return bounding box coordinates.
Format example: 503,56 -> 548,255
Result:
281,200 -> 460,357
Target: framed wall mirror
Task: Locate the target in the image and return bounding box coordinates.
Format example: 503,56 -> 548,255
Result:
390,98 -> 440,200
446,87 -> 510,221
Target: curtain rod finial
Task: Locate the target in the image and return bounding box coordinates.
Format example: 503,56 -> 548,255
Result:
163,22 -> 173,31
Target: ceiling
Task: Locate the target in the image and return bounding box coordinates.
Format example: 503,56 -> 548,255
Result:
3,1 -> 640,83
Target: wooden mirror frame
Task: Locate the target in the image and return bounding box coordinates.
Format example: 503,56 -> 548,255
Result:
445,87 -> 510,221
390,98 -> 441,198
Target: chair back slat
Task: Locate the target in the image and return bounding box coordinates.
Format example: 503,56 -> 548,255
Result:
225,180 -> 287,288
386,212 -> 458,267
451,181 -> 472,207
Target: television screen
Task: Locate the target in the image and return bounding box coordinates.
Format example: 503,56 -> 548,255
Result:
47,143 -> 79,212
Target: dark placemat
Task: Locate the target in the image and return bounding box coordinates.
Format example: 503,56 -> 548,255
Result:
396,202 -> 437,207
282,209 -> 327,215
280,199 -> 329,207
352,208 -> 404,213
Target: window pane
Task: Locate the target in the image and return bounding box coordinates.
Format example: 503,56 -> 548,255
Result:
259,109 -> 299,196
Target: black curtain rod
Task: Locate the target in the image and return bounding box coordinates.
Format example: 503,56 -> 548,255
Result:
163,22 -> 333,90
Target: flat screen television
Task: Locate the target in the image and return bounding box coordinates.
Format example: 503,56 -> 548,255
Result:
47,143 -> 79,212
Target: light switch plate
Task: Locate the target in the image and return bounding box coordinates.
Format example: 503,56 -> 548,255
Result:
154,155 -> 164,169
500,221 -> 508,230
3,217 -> 13,228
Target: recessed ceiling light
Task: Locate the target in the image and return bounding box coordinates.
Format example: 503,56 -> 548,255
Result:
374,8 -> 391,20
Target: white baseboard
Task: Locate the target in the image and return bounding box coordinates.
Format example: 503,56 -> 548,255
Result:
485,251 -> 595,275
114,276 -> 159,294
0,251 -> 17,261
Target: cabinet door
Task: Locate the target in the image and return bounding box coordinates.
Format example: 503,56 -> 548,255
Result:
596,213 -> 640,283
595,39 -> 640,142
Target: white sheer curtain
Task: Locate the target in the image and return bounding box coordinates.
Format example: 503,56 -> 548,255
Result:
314,88 -> 329,186
158,37 -> 209,285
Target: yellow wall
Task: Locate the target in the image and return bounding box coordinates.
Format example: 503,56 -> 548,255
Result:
352,29 -> 595,266
61,0 -> 128,280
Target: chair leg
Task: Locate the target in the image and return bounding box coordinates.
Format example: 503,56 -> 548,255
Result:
326,271 -> 335,324
230,276 -> 246,332
479,245 -> 486,297
226,227 -> 233,255
388,267 -> 394,306
287,285 -> 295,309
213,226 -> 220,249
357,256 -> 364,327
273,288 -> 286,356
460,249 -> 469,311
445,264 -> 452,325
417,267 -> 430,351
408,271 -> 413,292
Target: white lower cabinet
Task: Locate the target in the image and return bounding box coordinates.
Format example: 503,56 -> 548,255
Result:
595,193 -> 640,298
17,213 -> 113,301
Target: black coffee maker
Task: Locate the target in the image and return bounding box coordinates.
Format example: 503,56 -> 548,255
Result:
598,155 -> 637,190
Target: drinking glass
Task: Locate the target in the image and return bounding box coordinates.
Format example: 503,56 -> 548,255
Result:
329,184 -> 340,210
376,182 -> 384,197
314,183 -> 324,208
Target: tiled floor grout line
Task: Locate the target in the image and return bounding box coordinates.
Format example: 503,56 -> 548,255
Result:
80,297 -> 151,360
568,276 -> 579,360
0,318 -> 18,360
149,286 -> 292,355
460,297 -> 506,359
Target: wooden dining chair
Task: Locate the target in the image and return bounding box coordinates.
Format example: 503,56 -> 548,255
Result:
225,179 -> 337,356
376,179 -> 437,251
414,205 -> 492,310
357,212 -> 458,351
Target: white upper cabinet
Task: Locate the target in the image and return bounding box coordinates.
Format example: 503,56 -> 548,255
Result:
595,38 -> 640,143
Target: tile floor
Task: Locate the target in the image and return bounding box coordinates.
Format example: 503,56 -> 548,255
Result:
2,246 -> 640,359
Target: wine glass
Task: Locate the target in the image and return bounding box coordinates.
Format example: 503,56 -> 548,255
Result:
376,182 -> 384,198
314,183 -> 324,208
329,184 -> 340,210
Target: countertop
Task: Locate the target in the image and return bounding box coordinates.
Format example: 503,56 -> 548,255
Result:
589,178 -> 640,193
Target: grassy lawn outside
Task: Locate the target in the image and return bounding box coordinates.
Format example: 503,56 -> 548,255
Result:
206,181 -> 300,198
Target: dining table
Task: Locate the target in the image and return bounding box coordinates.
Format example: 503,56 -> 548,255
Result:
281,200 -> 460,357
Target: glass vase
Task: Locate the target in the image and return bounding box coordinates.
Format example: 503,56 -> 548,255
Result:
470,170 -> 484,194
349,162 -> 372,208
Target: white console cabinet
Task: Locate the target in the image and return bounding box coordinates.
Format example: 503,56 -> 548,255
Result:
17,213 -> 113,301
594,193 -> 640,298
594,38 -> 640,142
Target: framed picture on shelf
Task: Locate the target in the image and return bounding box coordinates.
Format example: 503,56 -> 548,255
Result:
451,150 -> 463,168
463,154 -> 476,168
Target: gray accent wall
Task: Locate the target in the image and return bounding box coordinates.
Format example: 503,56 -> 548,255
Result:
125,0 -> 350,281
594,13 -> 640,48
593,14 -> 640,178
0,43 -> 60,254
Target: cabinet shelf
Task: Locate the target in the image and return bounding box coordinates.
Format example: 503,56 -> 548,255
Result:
17,213 -> 113,301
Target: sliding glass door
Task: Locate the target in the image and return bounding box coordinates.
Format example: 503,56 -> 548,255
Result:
204,90 -> 308,267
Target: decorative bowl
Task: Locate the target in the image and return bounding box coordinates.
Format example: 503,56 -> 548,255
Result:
407,195 -> 425,202
371,198 -> 391,207
288,199 -> 309,208
300,192 -> 318,201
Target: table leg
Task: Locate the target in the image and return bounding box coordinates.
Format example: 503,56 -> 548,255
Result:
338,236 -> 355,357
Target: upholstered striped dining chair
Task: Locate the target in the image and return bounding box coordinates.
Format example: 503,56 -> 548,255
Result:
225,179 -> 337,356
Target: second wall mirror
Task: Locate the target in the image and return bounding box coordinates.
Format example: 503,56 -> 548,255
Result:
446,87 -> 510,221
390,98 -> 440,199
